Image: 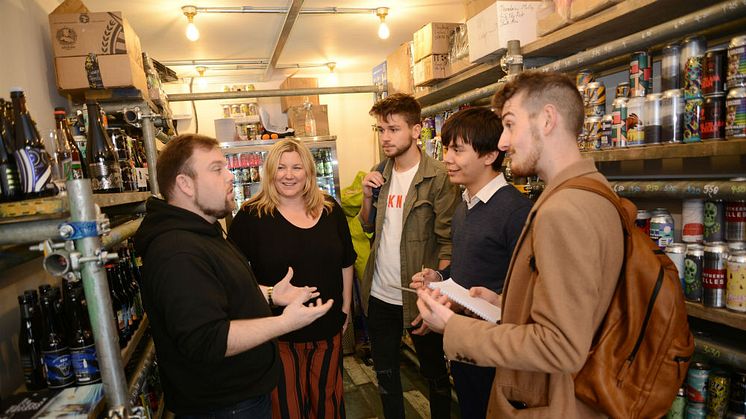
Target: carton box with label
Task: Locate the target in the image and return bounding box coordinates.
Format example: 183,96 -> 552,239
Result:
467,1 -> 542,64
279,77 -> 320,113
385,42 -> 414,95
413,22 -> 460,63
48,1 -> 148,93
414,55 -> 449,86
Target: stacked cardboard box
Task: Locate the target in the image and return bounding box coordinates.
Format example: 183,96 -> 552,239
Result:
286,105 -> 330,137
279,77 -> 320,113
48,0 -> 148,93
466,1 -> 542,63
412,22 -> 459,86
385,42 -> 414,95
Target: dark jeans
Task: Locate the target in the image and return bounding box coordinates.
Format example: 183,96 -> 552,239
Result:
367,297 -> 452,419
175,394 -> 271,419
451,361 -> 495,419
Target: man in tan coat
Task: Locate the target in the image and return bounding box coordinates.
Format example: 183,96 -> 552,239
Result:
417,71 -> 624,418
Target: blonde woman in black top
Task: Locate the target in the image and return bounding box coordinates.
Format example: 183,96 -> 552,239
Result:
228,138 -> 355,419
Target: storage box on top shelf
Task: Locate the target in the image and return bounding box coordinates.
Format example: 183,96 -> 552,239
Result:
413,22 -> 460,62
466,1 -> 542,64
570,0 -> 622,20
537,0 -> 574,36
48,0 -> 148,93
279,77 -> 320,112
385,41 -> 415,95
414,54 -> 449,86
464,0 -> 499,20
286,104 -> 330,137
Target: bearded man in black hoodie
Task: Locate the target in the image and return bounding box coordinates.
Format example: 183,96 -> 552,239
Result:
134,134 -> 333,418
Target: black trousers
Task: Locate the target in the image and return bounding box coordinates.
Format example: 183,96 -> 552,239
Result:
451,361 -> 495,419
367,297 -> 452,419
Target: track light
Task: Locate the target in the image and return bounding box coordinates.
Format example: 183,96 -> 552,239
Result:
376,7 -> 390,40
183,6 -> 200,42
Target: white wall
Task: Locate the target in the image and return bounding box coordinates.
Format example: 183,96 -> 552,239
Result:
165,72 -> 379,189
0,0 -> 68,397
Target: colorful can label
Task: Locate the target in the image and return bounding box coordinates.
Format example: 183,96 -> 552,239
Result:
627,97 -> 646,146
89,162 -> 123,192
707,371 -> 731,418
630,51 -> 652,97
703,48 -> 727,95
682,199 -> 704,243
727,252 -> 746,312
685,403 -> 706,418
616,82 -> 630,99
687,363 -> 710,403
585,82 -> 606,117
665,244 -> 687,289
666,391 -> 686,419
684,56 -> 704,100
612,98 -> 628,147
705,200 -> 726,242
702,94 -> 726,140
600,115 -> 613,149
636,209 -> 652,236
584,117 -> 602,150
703,243 -> 728,308
13,147 -> 52,195
71,344 -> 101,384
650,218 -> 674,249
685,248 -> 704,301
726,88 -> 746,139
728,36 -> 746,87
684,98 -> 703,143
726,201 -> 746,242
42,347 -> 75,388
576,69 -> 594,87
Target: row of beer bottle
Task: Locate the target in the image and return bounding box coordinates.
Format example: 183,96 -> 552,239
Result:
18,240 -> 145,390
0,88 -> 149,202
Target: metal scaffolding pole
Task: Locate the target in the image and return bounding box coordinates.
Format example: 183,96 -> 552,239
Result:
141,114 -> 161,197
102,218 -> 143,250
167,85 -> 382,102
0,218 -> 65,245
422,0 -> 746,116
68,179 -> 129,416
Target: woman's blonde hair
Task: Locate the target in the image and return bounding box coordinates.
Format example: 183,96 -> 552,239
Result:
244,138 -> 333,218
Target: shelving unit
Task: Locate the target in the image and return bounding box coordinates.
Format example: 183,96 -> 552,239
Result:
686,302 -> 746,332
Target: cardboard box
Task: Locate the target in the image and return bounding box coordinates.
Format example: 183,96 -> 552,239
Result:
385,42 -> 414,95
279,77 -> 320,112
537,11 -> 573,36
286,104 -> 330,137
48,2 -> 148,93
446,56 -> 473,78
570,0 -> 622,20
414,55 -> 449,86
413,22 -> 460,62
463,0 -> 497,20
467,1 -> 542,64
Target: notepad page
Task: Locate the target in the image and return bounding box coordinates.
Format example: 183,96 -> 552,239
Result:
428,279 -> 501,323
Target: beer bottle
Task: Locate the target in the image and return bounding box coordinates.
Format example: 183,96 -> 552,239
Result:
51,109 -> 73,183
85,101 -> 123,193
110,129 -> 137,191
39,292 -> 75,389
323,150 -> 333,177
54,108 -> 86,179
106,264 -> 129,347
67,284 -> 100,385
18,294 -> 46,390
10,88 -> 53,197
0,99 -> 21,201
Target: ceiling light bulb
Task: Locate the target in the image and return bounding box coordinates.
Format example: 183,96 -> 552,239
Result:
378,22 -> 390,40
327,62 -> 336,73
186,21 -> 200,41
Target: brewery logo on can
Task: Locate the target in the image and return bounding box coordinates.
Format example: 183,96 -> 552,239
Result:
727,250 -> 746,313
726,87 -> 746,139
703,47 -> 727,95
702,93 -> 726,140
684,98 -> 704,143
685,244 -> 704,302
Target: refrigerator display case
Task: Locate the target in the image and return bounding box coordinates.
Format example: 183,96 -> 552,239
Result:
220,136 -> 342,215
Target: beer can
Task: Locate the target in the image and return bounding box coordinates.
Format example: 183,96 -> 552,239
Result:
684,56 -> 704,100
630,51 -> 652,97
685,243 -> 705,301
727,250 -> 746,312
662,89 -> 685,143
636,209 -> 652,236
703,47 -> 727,95
684,98 -> 704,143
627,96 -> 646,146
682,36 -> 707,75
728,35 -> 746,88
688,362 -> 711,404
651,209 -> 675,250
616,81 -> 630,99
612,97 -> 629,147
665,243 -> 687,290
705,200 -> 726,242
584,116 -> 602,150
683,199 -> 705,243
703,241 -> 729,308
667,386 -> 686,419
730,370 -> 746,415
599,115 -> 613,149
576,133 -> 587,152
644,93 -> 663,145
578,85 -> 588,108
585,81 -> 606,117
726,200 -> 746,241
686,403 -> 706,419
726,87 -> 746,139
709,370 -> 732,419
662,43 -> 682,91
576,69 -> 594,88
702,93 -> 726,140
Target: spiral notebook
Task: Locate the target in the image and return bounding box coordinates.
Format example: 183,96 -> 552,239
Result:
428,279 -> 502,323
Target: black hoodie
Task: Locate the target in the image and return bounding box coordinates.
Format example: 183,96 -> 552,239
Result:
134,197 -> 280,415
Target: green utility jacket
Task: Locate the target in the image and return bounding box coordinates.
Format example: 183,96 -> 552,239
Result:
359,150 -> 460,326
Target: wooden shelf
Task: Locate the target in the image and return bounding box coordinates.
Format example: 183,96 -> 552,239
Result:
121,315 -> 150,366
583,139 -> 746,162
0,191 -> 151,221
686,301 -> 746,332
522,0 -> 723,58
